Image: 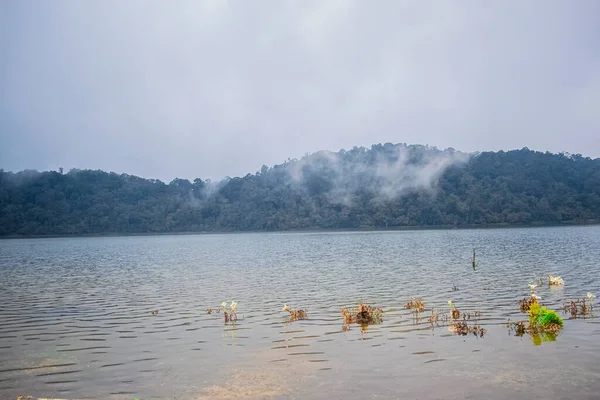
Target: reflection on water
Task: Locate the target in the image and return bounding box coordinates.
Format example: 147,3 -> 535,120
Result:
1,226 -> 600,399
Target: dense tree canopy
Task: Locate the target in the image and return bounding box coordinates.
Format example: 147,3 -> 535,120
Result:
1,144 -> 599,236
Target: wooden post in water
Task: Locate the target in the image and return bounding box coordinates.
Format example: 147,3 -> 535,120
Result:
472,248 -> 476,271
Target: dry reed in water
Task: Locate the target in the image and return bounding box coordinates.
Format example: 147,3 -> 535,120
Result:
450,321 -> 486,337
342,303 -> 383,324
282,304 -> 308,321
403,298 -> 425,312
519,295 -> 540,313
222,301 -> 238,323
563,298 -> 593,317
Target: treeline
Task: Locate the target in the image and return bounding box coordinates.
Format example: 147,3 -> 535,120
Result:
1,144 -> 599,236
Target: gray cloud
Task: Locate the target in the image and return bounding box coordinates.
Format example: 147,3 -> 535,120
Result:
1,0 -> 599,182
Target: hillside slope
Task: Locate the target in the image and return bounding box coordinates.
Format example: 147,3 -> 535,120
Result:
1,144 -> 599,236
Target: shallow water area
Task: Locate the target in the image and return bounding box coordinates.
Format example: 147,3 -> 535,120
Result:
1,226 -> 600,399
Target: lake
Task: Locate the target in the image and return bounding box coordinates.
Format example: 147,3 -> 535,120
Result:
1,226 -> 599,399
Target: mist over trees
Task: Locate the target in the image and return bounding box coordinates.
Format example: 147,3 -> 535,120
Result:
1,143 -> 599,236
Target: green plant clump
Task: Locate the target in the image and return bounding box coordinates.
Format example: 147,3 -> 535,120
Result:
529,302 -> 563,328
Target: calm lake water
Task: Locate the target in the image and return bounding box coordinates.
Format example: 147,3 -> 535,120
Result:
1,226 -> 600,400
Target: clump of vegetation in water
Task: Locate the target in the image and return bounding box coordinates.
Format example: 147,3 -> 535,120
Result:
282,304 -> 307,321
509,320 -> 559,344
403,298 -> 425,313
548,275 -> 564,286
342,303 -> 383,324
151,309 -> 159,316
507,320 -> 527,336
519,294 -> 540,312
528,301 -> 563,332
509,297 -> 563,345
444,301 -> 485,337
428,308 -> 444,325
563,296 -> 594,318
428,305 -> 483,334
461,311 -> 482,320
448,301 -> 461,319
450,321 -> 487,337
222,301 -> 238,323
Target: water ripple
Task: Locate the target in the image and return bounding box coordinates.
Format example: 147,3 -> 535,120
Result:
1,227 -> 599,399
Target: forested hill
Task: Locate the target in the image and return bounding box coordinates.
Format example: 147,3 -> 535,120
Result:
1,144 -> 600,236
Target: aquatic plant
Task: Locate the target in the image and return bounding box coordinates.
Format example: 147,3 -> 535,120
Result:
509,298 -> 563,344
428,307 -> 481,330
563,298 -> 593,318
529,302 -> 563,330
282,304 -> 308,321
507,320 -> 527,336
519,295 -> 539,312
451,308 -> 461,319
206,305 -> 222,314
507,319 -> 560,345
449,321 -> 486,337
448,306 -> 460,319
403,298 -> 425,312
222,301 -> 238,323
548,275 -> 564,286
461,311 -> 482,320
428,309 -> 441,325
151,309 -> 159,316
342,303 -> 383,325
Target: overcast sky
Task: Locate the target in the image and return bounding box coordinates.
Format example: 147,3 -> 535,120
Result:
1,1 -> 599,182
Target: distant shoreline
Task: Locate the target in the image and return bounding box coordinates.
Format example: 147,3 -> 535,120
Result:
1,219 -> 598,240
